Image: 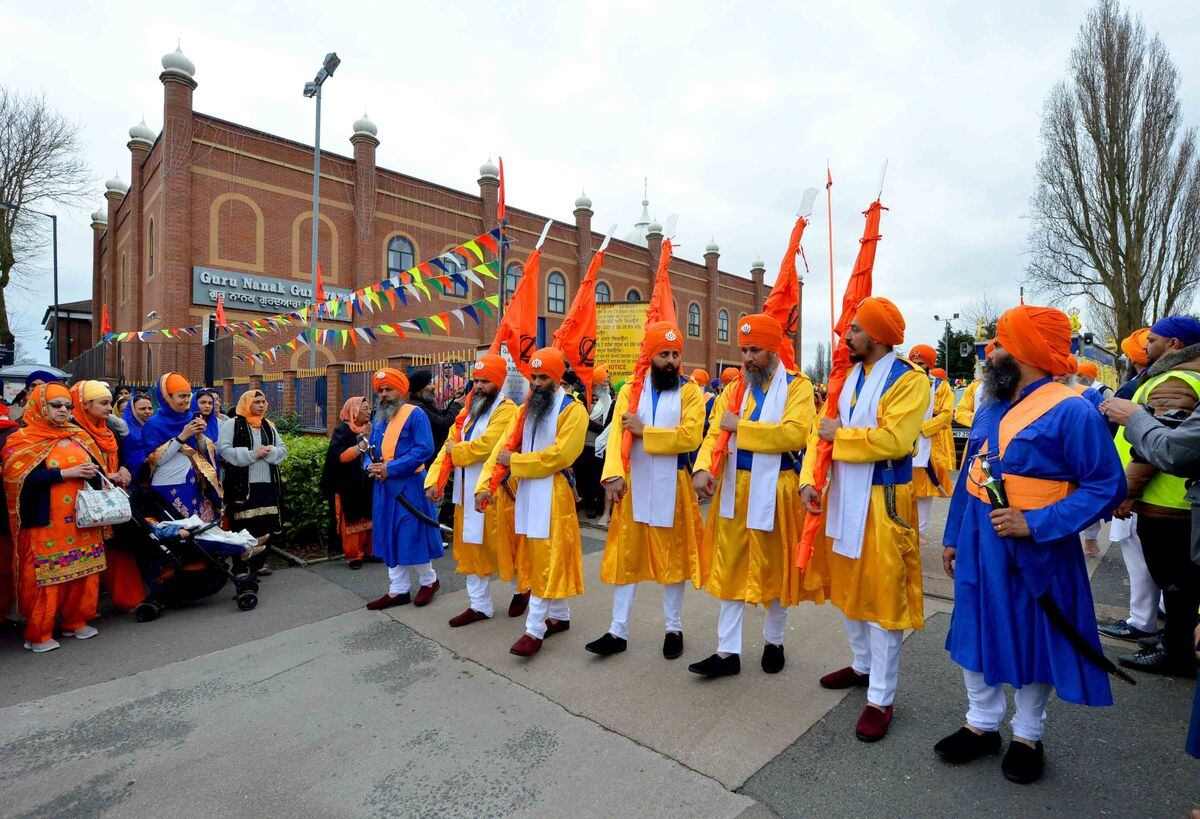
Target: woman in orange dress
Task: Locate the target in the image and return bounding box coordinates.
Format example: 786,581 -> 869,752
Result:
3,383 -> 108,653
321,397 -> 375,569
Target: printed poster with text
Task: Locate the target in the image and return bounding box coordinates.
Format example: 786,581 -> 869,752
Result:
596,301 -> 649,384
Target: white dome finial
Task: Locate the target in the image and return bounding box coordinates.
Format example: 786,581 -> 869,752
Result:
128,119 -> 155,144
479,157 -> 499,180
705,238 -> 720,254
575,189 -> 592,210
105,173 -> 129,195
161,46 -> 196,78
352,112 -> 377,137
751,254 -> 765,269
91,208 -> 108,226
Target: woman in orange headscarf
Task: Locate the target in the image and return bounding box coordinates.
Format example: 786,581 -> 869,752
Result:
3,384 -> 108,652
217,389 -> 287,576
321,396 -> 376,568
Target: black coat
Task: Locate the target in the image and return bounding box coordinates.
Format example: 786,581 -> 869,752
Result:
320,422 -> 373,525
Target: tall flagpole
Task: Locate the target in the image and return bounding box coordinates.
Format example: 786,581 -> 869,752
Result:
826,162 -> 835,353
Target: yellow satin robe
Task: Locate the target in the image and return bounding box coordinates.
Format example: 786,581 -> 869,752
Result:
799,364 -> 928,631
599,380 -> 706,587
912,378 -> 954,499
477,399 -> 588,600
693,370 -> 816,607
954,379 -> 981,428
425,397 -> 518,579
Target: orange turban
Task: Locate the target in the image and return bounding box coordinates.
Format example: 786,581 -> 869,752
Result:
931,367 -> 948,380
995,305 -> 1074,377
373,367 -> 410,396
1066,355 -> 1080,375
1076,359 -> 1098,379
163,372 -> 190,395
470,354 -> 508,388
530,347 -> 566,382
908,344 -> 937,368
691,368 -> 711,387
1122,328 -> 1150,367
855,297 -> 905,346
737,314 -> 784,350
593,364 -> 610,383
44,382 -> 71,402
721,366 -> 740,383
642,321 -> 684,357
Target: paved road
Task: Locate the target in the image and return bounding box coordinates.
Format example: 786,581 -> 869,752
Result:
1,497 -> 1197,817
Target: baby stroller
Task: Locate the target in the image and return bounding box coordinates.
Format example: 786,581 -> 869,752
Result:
120,488 -> 262,621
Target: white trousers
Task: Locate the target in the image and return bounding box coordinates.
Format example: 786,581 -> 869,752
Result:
841,613 -> 903,707
525,595 -> 570,639
1081,520 -> 1103,541
717,599 -> 788,655
388,562 -> 436,595
917,497 -> 933,537
608,582 -> 685,639
963,669 -> 1052,742
465,576 -> 519,618
1115,524 -> 1161,632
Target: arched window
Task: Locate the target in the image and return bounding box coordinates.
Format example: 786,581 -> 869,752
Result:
547,271 -> 567,314
147,219 -> 156,278
688,303 -> 701,338
502,262 -> 523,304
120,252 -> 128,303
440,251 -> 470,298
386,235 -> 415,278
717,309 -> 730,342
626,288 -> 642,302
595,281 -> 612,303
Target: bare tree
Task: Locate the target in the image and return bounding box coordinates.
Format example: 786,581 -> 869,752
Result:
805,340 -> 832,384
0,87 -> 92,350
1026,0 -> 1200,343
957,292 -> 1003,339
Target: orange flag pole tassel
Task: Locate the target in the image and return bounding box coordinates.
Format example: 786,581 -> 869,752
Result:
620,236 -> 678,473
796,198 -> 887,571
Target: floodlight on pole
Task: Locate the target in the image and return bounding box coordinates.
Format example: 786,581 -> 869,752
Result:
302,52 -> 339,368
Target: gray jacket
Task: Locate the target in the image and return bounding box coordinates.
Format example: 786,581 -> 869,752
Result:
1125,404 -> 1200,563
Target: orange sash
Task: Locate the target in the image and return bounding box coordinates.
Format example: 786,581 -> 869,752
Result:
380,403 -> 426,472
967,382 -> 1078,511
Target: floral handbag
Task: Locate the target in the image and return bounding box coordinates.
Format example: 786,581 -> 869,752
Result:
75,474 -> 132,528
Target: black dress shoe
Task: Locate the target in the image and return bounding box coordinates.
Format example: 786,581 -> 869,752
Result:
585,633 -> 628,656
761,643 -> 785,674
1097,619 -> 1159,641
934,726 -> 1002,763
688,653 -> 741,678
1001,740 -> 1044,784
348,559 -> 363,570
1118,645 -> 1197,678
663,631 -> 684,660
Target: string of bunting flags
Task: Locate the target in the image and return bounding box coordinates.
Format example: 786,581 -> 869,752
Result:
231,294 -> 502,365
100,227 -> 505,344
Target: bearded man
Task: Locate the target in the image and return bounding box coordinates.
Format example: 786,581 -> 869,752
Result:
426,354 -> 525,626
364,368 -> 444,611
585,322 -> 705,660
477,348 -> 588,658
936,305 -> 1126,785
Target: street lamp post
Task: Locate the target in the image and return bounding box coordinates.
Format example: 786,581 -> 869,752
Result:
302,52 -> 340,369
933,313 -> 959,374
0,200 -> 58,366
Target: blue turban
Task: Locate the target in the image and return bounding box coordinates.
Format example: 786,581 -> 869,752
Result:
1150,316 -> 1200,347
24,369 -> 61,387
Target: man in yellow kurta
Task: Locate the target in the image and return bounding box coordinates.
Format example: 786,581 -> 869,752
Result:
907,344 -> 954,543
476,347 -> 588,658
425,354 -> 523,627
586,322 -> 705,660
954,378 -> 983,428
688,314 -> 816,678
799,296 -> 928,742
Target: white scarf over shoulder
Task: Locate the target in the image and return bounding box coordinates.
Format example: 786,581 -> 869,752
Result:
453,398 -> 500,544
629,373 -> 682,527
513,387 -> 566,540
719,359 -> 789,532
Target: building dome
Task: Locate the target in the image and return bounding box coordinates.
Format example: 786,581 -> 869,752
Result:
705,238 -> 720,254
352,112 -> 377,137
128,119 -> 155,144
161,47 -> 196,78
91,209 -> 108,225
479,158 -> 499,180
105,174 -> 129,195
647,217 -> 663,234
574,190 -> 592,210
751,256 -> 766,270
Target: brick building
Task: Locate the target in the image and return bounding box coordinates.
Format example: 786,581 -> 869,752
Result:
88,46 -> 798,383
41,299 -> 93,365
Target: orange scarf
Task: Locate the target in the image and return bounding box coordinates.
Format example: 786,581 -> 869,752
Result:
70,382 -> 119,471
236,389 -> 266,429
340,396 -> 369,434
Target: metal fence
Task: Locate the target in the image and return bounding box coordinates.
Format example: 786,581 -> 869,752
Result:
65,338 -> 230,385
260,377 -> 284,416
408,347 -> 476,409
340,359 -> 385,408
231,380 -> 250,407
295,370 -> 327,431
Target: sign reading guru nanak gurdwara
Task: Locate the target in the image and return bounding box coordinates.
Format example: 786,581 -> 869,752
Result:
192,266 -> 353,320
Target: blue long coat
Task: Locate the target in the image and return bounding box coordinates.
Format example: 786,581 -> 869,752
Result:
366,406 -> 443,568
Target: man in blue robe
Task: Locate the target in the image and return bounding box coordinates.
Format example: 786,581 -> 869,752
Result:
364,368 -> 444,610
935,305 -> 1126,785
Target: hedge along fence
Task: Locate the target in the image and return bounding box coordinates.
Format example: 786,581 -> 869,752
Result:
279,433 -> 332,551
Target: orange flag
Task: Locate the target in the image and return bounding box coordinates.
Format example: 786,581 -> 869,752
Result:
100,304 -> 111,335
497,157 -> 506,222
621,238 -> 676,471
552,247 -> 605,404
488,247 -> 540,378
315,261 -> 327,303
796,199 -> 886,571
215,294 -> 227,328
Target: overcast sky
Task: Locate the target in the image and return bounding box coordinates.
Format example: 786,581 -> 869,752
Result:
4,0 -> 1199,366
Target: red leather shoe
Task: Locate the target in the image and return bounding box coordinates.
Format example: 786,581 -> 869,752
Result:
819,666 -> 870,689
448,608 -> 491,628
544,618 -> 571,637
508,591 -> 530,617
413,579 -> 440,607
510,634 -> 543,657
366,592 -> 410,610
855,704 -> 894,742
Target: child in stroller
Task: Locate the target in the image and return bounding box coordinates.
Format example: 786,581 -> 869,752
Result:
123,489 -> 268,621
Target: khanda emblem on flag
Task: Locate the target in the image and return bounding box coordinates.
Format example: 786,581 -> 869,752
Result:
518,333 -> 537,367
577,335 -> 596,368
785,305 -> 800,338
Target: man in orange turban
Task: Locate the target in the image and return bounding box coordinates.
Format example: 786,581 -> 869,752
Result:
799,296 -> 928,741
907,345 -> 955,544
936,304 -> 1126,782
426,354 -> 523,627
1121,328 -> 1150,369
586,322 -> 705,660
691,368 -> 711,388
479,347 -> 588,657
364,367 -> 443,611
688,314 -> 817,678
